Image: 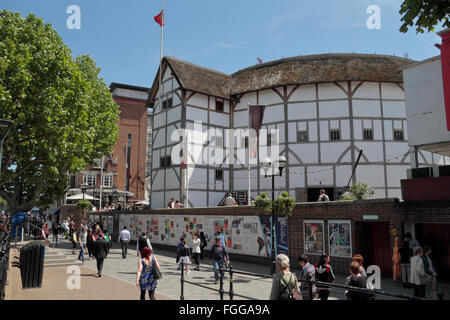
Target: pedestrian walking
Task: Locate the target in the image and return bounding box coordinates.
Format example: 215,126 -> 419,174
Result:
137,232 -> 153,257
269,254 -> 301,300
52,222 -> 59,245
42,223 -> 50,240
71,224 -> 78,255
216,230 -> 226,248
78,227 -> 87,262
298,254 -> 316,300
118,226 -> 131,259
422,245 -> 438,300
87,228 -> 94,260
199,232 -> 207,260
191,233 -> 201,271
93,232 -> 109,277
346,261 -> 371,301
315,254 -> 335,300
399,240 -> 413,288
410,247 -> 427,298
179,239 -> 191,274
176,237 -> 184,264
210,237 -> 229,285
103,229 -> 111,254
136,247 -> 160,300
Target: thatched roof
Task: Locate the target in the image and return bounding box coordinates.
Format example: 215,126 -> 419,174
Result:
230,53 -> 412,95
147,53 -> 412,104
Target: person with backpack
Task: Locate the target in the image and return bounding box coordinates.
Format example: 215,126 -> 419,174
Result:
179,239 -> 191,274
270,254 -> 301,300
315,254 -> 335,300
346,261 -> 371,301
199,232 -> 208,260
136,232 -> 153,257
317,189 -> 329,202
210,237 -> 229,285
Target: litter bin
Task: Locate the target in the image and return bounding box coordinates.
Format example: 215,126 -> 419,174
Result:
20,241 -> 45,288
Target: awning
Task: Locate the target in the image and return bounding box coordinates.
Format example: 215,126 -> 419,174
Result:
48,208 -> 60,215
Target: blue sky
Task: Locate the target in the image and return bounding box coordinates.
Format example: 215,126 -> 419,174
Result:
2,0 -> 444,88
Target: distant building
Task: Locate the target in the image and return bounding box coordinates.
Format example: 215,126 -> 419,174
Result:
67,82 -> 150,208
146,54 -> 450,209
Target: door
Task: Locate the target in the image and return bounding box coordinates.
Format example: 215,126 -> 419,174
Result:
415,223 -> 450,280
360,222 -> 392,276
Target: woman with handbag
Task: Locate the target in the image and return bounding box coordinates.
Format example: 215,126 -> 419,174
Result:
136,247 -> 161,300
270,254 -> 301,300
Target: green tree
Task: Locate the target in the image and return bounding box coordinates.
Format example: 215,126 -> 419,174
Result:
76,199 -> 92,223
0,10 -> 119,214
345,182 -> 375,201
399,0 -> 450,33
254,191 -> 295,217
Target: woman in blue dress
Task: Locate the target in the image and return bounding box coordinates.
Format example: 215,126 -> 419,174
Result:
135,246 -> 160,300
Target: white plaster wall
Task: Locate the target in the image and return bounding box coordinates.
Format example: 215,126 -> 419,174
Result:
262,105 -> 285,123
152,170 -> 164,190
259,89 -> 284,105
289,144 -> 319,164
187,106 -> 208,122
320,121 -> 329,141
321,142 -> 350,163
288,167 -> 305,188
353,100 -> 381,118
352,82 -> 380,99
188,93 -> 209,108
354,165 -> 385,187
236,93 -> 257,110
233,111 -> 248,128
318,83 -> 347,99
153,128 -> 166,149
386,165 -> 409,188
210,111 -> 230,127
383,101 -> 406,118
166,168 -> 180,190
307,166 -> 333,186
355,142 -> 384,162
154,112 -> 165,129
381,83 -> 404,100
168,105 -> 182,123
151,191 -> 165,209
288,102 -> 316,120
289,84 -> 316,101
209,192 -> 225,206
335,165 -> 352,186
385,142 -> 409,162
319,100 -> 349,118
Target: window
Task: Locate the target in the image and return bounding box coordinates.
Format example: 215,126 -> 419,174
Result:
267,132 -> 277,147
83,173 -> 97,186
216,101 -> 224,112
242,136 -> 248,148
330,129 -> 341,141
297,130 -> 309,142
393,129 -> 404,141
215,170 -> 223,181
162,97 -> 173,110
363,129 -> 373,140
102,174 -> 114,187
160,156 -> 172,168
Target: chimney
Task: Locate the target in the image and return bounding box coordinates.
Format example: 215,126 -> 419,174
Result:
437,29 -> 450,130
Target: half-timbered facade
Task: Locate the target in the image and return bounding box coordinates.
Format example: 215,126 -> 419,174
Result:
147,54 -> 450,209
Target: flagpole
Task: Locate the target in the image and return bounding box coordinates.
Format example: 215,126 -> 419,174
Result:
248,104 -> 251,206
124,143 -> 128,209
99,156 -> 103,211
158,1 -> 164,206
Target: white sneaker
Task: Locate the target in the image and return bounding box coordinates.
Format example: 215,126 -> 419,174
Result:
187,270 -> 190,274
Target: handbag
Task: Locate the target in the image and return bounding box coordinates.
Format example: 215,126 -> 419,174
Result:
152,256 -> 162,280
279,274 -> 302,300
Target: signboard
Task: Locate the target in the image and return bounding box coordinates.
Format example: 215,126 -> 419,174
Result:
303,220 -> 325,255
328,220 -> 352,258
362,215 -> 379,220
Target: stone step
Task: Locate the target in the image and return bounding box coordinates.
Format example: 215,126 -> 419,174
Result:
44,254 -> 68,260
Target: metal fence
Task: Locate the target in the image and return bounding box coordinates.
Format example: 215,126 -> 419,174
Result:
178,261 -> 424,301
0,224 -> 11,300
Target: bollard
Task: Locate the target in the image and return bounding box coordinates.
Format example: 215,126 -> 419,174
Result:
15,226 -> 19,247
21,226 -> 24,243
219,265 -> 224,301
180,261 -> 185,300
308,279 -> 313,300
229,264 -> 234,300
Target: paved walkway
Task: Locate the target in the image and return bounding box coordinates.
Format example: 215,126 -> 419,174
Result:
6,239 -> 449,300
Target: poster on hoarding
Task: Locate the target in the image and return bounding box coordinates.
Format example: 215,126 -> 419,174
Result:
303,220 -> 324,255
328,220 -> 352,258
118,214 -> 288,258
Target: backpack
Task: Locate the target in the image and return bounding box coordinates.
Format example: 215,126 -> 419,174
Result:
105,234 -> 110,243
315,264 -> 333,283
279,274 -> 301,300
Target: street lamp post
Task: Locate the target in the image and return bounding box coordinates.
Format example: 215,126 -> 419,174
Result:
261,156 -> 287,275
0,120 -> 13,173
81,183 -> 88,200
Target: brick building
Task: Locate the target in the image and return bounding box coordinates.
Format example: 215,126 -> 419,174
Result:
67,83 -> 150,208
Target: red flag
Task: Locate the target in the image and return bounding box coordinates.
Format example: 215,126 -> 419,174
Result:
154,10 -> 164,27
257,57 -> 262,64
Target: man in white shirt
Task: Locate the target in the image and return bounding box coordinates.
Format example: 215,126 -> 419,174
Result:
192,233 -> 201,271
225,194 -> 236,207
317,189 -> 330,202
118,226 -> 131,259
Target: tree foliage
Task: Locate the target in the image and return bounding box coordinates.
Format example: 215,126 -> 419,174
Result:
399,0 -> 450,33
346,182 -> 375,201
0,10 -> 119,214
254,192 -> 272,214
273,191 -> 295,217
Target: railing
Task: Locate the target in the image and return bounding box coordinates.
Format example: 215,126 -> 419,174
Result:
178,261 -> 424,301
0,225 -> 11,300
